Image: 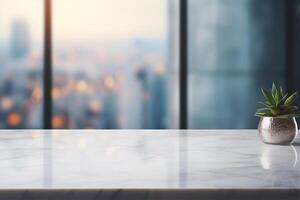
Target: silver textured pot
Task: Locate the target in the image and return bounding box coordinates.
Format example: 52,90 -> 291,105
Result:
258,117 -> 298,145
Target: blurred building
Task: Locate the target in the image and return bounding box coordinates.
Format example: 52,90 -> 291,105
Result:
10,19 -> 30,59
136,65 -> 152,128
151,71 -> 167,128
188,0 -> 286,128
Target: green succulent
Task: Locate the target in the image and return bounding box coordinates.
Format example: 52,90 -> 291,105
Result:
255,83 -> 300,118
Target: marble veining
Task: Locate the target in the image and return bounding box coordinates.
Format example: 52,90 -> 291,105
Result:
0,130 -> 299,190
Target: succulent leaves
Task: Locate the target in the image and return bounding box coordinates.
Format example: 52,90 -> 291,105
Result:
255,83 -> 300,117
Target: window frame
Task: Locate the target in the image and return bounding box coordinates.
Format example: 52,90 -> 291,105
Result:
43,0 -> 52,129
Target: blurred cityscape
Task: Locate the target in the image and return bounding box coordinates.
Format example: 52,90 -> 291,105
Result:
0,22 -> 173,129
51,39 -> 170,129
0,18 -> 43,128
0,1 -> 178,129
0,0 -> 294,129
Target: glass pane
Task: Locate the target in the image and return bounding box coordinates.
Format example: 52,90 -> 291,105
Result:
0,0 -> 43,128
294,0 -> 300,104
189,0 -> 286,128
52,0 -> 178,128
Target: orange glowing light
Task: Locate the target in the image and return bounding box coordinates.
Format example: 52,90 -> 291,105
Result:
31,87 -> 42,103
1,97 -> 12,110
104,76 -> 115,90
76,80 -> 88,92
52,87 -> 61,98
154,63 -> 165,75
6,112 -> 22,126
89,100 -> 102,113
52,115 -> 65,129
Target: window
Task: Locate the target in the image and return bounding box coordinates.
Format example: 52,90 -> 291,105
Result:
52,0 -> 178,128
0,0 -> 43,128
0,0 -> 298,129
188,0 -> 287,128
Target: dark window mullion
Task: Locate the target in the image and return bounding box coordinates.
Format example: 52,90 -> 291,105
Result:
179,0 -> 188,129
286,0 -> 294,93
43,0 -> 53,129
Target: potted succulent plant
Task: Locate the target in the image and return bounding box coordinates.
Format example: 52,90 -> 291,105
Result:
255,83 -> 300,145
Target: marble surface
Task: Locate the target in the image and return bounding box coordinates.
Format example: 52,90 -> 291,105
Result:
0,129 -> 299,190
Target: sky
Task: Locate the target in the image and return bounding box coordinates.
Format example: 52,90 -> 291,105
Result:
0,0 -> 167,42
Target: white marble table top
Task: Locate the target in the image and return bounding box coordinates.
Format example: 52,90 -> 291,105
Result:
0,129 -> 299,189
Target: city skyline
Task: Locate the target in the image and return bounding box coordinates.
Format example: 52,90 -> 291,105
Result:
0,0 -> 172,129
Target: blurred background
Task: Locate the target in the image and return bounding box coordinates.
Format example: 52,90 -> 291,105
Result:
0,0 -> 299,129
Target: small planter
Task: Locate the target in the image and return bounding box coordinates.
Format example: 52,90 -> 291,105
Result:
258,117 -> 298,145
255,83 -> 300,145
